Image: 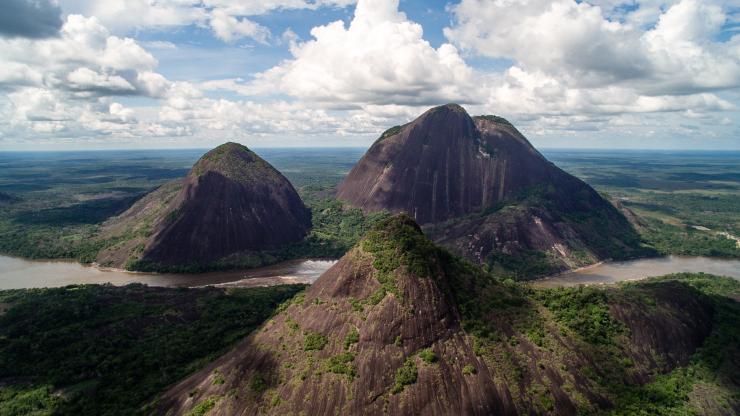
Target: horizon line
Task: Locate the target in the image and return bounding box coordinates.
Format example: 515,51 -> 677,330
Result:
1,146 -> 740,153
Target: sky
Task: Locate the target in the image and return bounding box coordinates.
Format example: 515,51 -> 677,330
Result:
0,0 -> 739,151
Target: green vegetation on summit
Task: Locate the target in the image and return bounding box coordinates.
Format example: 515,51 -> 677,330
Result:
0,207 -> 736,415
190,142 -> 282,183
0,112 -> 738,416
156,214 -> 739,415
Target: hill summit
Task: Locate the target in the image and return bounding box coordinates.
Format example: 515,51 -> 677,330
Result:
337,104 -> 549,224
95,142 -> 311,270
158,214 -> 714,415
337,104 -> 647,277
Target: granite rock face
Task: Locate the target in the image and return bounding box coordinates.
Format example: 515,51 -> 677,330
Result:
157,215 -> 713,415
95,142 -> 311,269
337,105 -> 646,277
337,104 -> 553,225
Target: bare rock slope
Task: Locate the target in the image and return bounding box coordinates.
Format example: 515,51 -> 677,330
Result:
95,142 -> 311,270
157,215 -> 713,415
337,104 -> 647,277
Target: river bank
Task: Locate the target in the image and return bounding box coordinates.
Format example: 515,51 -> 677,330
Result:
531,255 -> 740,288
3,253 -> 739,291
0,255 -> 336,290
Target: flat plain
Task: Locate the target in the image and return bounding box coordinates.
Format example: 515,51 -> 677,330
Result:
1,148 -> 738,263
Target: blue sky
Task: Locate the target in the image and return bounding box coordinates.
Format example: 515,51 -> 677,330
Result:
0,0 -> 738,150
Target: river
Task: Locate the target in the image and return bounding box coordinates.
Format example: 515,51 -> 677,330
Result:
533,255 -> 740,288
0,255 -> 336,290
0,255 -> 738,290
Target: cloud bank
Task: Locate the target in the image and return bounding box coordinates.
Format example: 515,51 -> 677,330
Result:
244,0 -> 475,107
0,0 -> 738,149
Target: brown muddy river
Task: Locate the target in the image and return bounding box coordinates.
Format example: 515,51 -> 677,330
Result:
533,255 -> 740,288
0,255 -> 738,290
0,255 -> 336,290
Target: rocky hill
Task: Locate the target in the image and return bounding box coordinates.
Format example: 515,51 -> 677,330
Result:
157,215 -> 717,415
95,143 -> 311,271
337,104 -> 647,278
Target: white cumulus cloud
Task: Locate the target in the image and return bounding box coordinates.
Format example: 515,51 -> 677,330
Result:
444,0 -> 740,95
58,0 -> 357,43
243,0 -> 477,107
209,9 -> 270,43
0,14 -> 169,97
0,14 -> 178,144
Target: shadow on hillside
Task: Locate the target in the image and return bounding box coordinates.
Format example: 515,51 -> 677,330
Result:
13,194 -> 146,226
